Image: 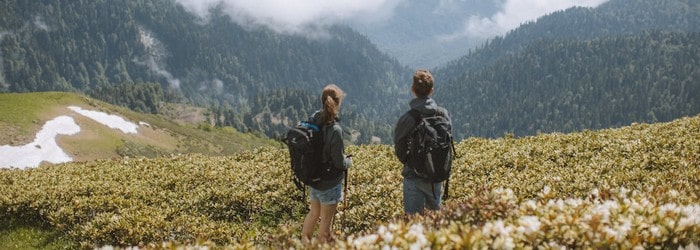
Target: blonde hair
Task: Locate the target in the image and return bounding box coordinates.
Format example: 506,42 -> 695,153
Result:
319,84 -> 346,125
412,69 -> 434,98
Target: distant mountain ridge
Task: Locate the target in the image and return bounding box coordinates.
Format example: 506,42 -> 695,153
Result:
436,0 -> 700,78
0,0 -> 410,143
434,0 -> 700,139
1,0 -> 698,144
348,0 -> 499,69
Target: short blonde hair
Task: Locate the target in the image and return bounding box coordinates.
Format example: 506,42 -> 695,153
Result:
412,69 -> 433,98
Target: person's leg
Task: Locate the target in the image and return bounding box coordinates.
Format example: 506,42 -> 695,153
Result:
317,203 -> 338,243
302,199 -> 321,243
403,177 -> 424,215
424,181 -> 443,211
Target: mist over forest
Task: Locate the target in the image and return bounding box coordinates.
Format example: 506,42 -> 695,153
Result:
0,0 -> 698,143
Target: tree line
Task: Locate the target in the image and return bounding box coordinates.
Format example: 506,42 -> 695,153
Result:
1,0 -> 698,143
440,31 -> 699,139
0,0 -> 410,143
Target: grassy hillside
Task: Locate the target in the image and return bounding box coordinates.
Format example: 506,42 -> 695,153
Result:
0,113 -> 698,248
0,92 -> 278,162
1,0 -> 410,144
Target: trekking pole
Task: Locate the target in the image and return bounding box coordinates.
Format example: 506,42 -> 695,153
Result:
343,169 -> 348,209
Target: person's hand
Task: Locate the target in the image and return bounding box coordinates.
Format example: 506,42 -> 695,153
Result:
344,154 -> 352,168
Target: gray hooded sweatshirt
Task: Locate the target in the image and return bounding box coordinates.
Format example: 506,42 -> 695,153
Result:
393,97 -> 451,179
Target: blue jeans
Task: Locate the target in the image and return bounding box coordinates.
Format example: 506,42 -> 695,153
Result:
310,183 -> 343,205
403,177 -> 442,215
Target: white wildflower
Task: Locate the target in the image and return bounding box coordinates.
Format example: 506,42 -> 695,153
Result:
492,235 -> 515,250
639,198 -> 651,208
602,226 -> 617,241
482,221 -> 494,236
623,198 -> 632,206
544,241 -> 566,250
613,218 -> 632,242
543,186 -> 551,195
555,199 -> 565,210
547,199 -> 556,207
679,243 -> 698,250
353,234 -> 379,247
407,224 -> 428,250
677,205 -> 698,230
594,200 -> 619,221
378,225 -> 394,243
523,199 -> 537,210
668,189 -> 679,198
680,205 -> 699,221
493,220 -> 512,236
659,203 -> 678,216
566,198 -> 584,207
627,199 -> 642,212
619,187 -> 629,197
517,216 -> 541,236
649,226 -> 661,238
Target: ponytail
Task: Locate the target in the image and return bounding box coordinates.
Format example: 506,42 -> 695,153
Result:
319,84 -> 346,125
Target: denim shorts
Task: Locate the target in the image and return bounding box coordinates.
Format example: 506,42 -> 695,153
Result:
310,183 -> 343,205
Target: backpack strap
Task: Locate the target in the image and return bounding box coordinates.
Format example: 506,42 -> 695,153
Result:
408,109 -> 422,121
408,108 -> 444,121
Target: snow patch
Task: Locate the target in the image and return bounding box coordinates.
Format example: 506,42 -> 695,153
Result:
0,116 -> 80,169
0,107 -> 142,169
69,106 -> 138,134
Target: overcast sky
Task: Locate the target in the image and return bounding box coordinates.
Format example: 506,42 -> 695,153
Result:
176,0 -> 609,38
175,0 -> 401,34
450,0 -> 609,39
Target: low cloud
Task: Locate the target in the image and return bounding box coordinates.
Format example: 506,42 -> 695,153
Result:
132,56 -> 181,90
34,15 -> 51,31
175,0 -> 401,35
440,0 -> 609,40
146,57 -> 181,89
135,26 -> 181,89
197,78 -> 224,93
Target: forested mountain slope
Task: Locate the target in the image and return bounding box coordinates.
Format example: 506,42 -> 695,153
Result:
437,0 -> 700,78
2,0 -> 699,144
435,0 -> 700,139
442,31 -> 700,139
0,0 -> 410,143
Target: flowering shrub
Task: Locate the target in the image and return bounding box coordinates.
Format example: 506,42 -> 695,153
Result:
342,187 -> 699,249
0,115 -> 698,249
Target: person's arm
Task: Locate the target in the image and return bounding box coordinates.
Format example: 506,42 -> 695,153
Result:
329,125 -> 351,170
393,113 -> 413,164
440,107 -> 452,127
